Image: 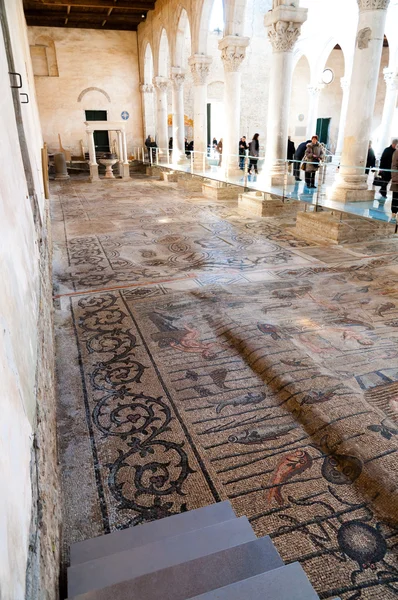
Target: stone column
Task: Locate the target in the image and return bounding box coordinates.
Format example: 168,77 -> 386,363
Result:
305,84 -> 325,139
335,77 -> 351,157
87,130 -> 99,181
121,130 -> 130,179
140,83 -> 155,140
188,54 -> 212,169
170,67 -> 186,163
218,35 -> 250,175
332,0 -> 390,202
377,68 -> 398,155
264,2 -> 308,186
153,76 -> 169,158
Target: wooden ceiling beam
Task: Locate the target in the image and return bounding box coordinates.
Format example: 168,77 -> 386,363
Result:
25,18 -> 139,30
29,0 -> 155,9
25,9 -> 144,20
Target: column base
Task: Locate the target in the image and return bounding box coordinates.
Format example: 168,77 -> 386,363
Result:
177,175 -> 203,192
294,210 -> 387,244
55,173 -> 70,180
202,182 -> 242,200
120,163 -> 131,179
328,186 -> 375,203
270,174 -> 296,187
238,191 -> 300,217
89,164 -> 99,182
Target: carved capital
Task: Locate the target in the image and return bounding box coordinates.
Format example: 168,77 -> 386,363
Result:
357,0 -> 390,10
152,76 -> 169,93
218,35 -> 250,72
307,84 -> 325,97
188,54 -> 212,85
340,76 -> 350,92
170,67 -> 186,90
383,68 -> 398,91
140,83 -> 154,94
267,20 -> 302,52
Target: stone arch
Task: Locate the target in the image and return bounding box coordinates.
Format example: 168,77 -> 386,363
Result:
174,7 -> 192,69
77,87 -> 111,103
30,34 -> 59,77
224,0 -> 247,37
289,55 -> 311,141
158,28 -> 170,77
196,0 -> 225,54
207,80 -> 224,101
144,42 -> 154,84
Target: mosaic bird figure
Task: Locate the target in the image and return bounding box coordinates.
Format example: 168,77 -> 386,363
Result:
267,449 -> 313,505
257,323 -> 282,340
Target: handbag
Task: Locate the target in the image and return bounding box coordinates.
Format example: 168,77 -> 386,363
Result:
301,162 -> 306,171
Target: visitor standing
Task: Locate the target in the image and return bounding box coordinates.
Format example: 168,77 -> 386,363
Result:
145,135 -> 151,161
303,135 -> 324,189
287,136 -> 296,172
391,148 -> 398,222
239,136 -> 248,170
149,136 -> 158,162
248,133 -> 260,175
216,139 -> 223,166
365,141 -> 376,175
379,139 -> 398,198
293,139 -> 311,181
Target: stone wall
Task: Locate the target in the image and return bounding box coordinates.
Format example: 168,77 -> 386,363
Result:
27,26 -> 144,157
0,1 -> 60,598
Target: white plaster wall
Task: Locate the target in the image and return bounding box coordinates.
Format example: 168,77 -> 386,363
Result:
28,27 -> 144,156
0,0 -> 46,597
318,49 -> 345,152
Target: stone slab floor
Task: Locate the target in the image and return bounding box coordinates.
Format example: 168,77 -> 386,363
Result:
52,175 -> 398,599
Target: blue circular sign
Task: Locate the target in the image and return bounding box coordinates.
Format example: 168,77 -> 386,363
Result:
121,111 -> 129,120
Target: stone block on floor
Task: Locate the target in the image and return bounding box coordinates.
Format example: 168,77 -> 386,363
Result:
146,166 -> 163,177
160,171 -> 179,183
239,191 -> 300,217
202,182 -> 242,200
294,210 -> 389,244
177,176 -> 204,192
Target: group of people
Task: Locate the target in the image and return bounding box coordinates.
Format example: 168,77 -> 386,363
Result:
291,136 -> 324,189
371,139 -> 398,218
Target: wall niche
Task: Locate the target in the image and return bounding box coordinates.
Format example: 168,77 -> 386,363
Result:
30,36 -> 59,77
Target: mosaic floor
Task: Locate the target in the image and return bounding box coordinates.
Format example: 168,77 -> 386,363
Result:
53,175 -> 398,599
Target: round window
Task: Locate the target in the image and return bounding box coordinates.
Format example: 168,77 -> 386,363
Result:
322,68 -> 334,85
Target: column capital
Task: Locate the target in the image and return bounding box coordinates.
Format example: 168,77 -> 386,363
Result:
140,83 -> 154,94
307,83 -> 325,96
218,35 -> 250,72
357,0 -> 390,10
264,4 -> 307,53
340,76 -> 350,91
383,67 -> 398,91
188,54 -> 212,85
152,76 -> 169,93
170,67 -> 186,89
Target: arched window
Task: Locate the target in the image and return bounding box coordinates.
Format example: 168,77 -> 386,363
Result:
209,0 -> 224,33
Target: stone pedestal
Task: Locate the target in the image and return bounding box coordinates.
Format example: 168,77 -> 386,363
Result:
99,158 -> 117,179
160,171 -> 179,183
294,210 -> 388,244
328,187 -> 376,203
202,182 -> 242,200
219,36 -> 250,175
54,152 -> 70,180
177,176 -> 204,192
263,4 -> 308,185
239,191 -> 300,217
189,55 -> 212,169
146,166 -> 163,177
332,0 -> 390,201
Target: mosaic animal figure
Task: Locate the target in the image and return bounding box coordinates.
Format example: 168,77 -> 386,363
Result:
257,323 -> 282,340
228,421 -> 298,444
217,391 -> 266,414
267,449 -> 313,505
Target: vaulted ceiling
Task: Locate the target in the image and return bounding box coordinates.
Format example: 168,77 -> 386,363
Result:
23,0 -> 155,31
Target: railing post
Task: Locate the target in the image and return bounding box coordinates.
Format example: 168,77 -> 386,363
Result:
150,147 -> 153,166
244,149 -> 249,189
191,151 -> 194,174
156,148 -> 159,166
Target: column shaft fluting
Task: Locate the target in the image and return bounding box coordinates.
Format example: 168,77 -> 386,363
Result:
219,36 -> 250,173
333,0 -> 390,201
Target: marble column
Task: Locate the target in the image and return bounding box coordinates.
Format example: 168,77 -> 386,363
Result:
170,67 -> 186,163
87,130 -> 99,181
218,35 -> 250,175
264,2 -> 308,186
332,0 -> 390,202
140,83 -> 155,140
335,77 -> 351,157
377,68 -> 398,155
188,54 -> 212,169
153,76 -> 169,158
305,84 -> 325,139
121,130 -> 130,179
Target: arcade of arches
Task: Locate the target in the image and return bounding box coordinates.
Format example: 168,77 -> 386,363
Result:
1,0 -> 398,599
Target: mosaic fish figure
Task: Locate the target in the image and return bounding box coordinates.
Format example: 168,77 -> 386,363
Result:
375,302 -> 395,317
281,359 -> 310,368
300,386 -> 342,406
209,368 -> 229,389
257,323 -> 282,340
217,392 -> 266,414
228,420 -> 298,444
267,449 -> 313,505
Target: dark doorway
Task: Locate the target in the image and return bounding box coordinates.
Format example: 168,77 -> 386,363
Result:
316,118 -> 331,146
85,110 -> 110,153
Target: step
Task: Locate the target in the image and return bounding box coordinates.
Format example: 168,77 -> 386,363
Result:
68,517 -> 255,597
70,501 -> 236,566
69,536 -> 283,600
187,562 -> 320,599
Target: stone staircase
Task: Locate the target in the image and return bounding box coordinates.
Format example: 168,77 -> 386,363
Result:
67,501 -> 336,599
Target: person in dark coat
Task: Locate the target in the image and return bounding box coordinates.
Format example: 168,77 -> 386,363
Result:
239,136 -> 248,170
293,139 -> 311,181
303,135 -> 324,189
287,136 -> 296,172
391,148 -> 398,220
365,141 -> 376,175
248,133 -> 260,175
379,139 -> 398,198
